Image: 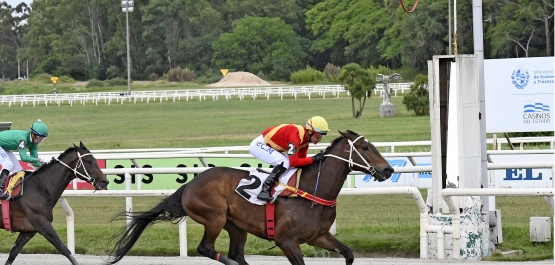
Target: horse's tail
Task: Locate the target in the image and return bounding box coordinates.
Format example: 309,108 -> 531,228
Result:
106,185 -> 188,264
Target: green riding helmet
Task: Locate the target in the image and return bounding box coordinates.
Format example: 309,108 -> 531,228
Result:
30,120 -> 48,137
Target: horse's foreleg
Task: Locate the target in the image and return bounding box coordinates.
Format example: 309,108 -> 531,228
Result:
5,232 -> 36,265
307,232 -> 354,265
224,221 -> 248,265
37,223 -> 78,265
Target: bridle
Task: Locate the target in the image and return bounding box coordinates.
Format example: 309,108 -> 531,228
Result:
323,135 -> 377,176
54,150 -> 96,186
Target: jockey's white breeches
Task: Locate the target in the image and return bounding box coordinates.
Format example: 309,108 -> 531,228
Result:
249,135 -> 296,181
0,147 -> 23,173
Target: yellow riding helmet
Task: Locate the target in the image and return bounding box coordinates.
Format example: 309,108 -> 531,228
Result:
306,116 -> 329,135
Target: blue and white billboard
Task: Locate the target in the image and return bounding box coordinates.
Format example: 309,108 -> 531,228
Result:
485,57 -> 554,133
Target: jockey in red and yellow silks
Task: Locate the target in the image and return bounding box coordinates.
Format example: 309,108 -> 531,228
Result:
249,116 -> 329,202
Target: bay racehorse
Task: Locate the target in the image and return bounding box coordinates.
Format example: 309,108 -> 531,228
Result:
0,142 -> 109,265
107,130 -> 393,265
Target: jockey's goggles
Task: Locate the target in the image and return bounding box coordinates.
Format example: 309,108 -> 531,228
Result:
33,135 -> 46,144
315,129 -> 327,136
309,126 -> 327,138
30,128 -> 48,137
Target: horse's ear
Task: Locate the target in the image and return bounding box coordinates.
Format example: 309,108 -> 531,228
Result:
338,130 -> 346,137
80,141 -> 86,149
73,143 -> 78,149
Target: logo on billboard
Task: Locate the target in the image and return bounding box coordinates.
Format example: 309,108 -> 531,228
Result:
363,159 -> 405,182
511,69 -> 530,89
523,102 -> 551,124
524,102 -> 550,113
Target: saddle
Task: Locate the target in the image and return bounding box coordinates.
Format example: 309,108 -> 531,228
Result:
0,171 -> 26,203
273,168 -> 302,198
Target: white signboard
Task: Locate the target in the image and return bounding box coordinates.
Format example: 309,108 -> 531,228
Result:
354,156 -> 553,189
484,57 -> 554,133
488,154 -> 554,188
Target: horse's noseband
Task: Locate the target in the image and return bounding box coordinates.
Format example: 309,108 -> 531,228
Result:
54,151 -> 96,186
324,136 -> 377,176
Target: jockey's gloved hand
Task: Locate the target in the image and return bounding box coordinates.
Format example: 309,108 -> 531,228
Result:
39,157 -> 52,165
312,152 -> 325,163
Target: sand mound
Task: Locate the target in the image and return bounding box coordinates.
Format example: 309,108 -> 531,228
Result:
206,71 -> 272,87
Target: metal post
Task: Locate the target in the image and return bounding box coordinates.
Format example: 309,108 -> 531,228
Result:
126,3 -> 131,96
121,0 -> 134,96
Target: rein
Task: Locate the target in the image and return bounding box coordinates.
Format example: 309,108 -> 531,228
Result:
54,152 -> 96,186
323,135 -> 376,176
280,184 -> 336,207
311,151 -> 323,208
290,135 -> 375,207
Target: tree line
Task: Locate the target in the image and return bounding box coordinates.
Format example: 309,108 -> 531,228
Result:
0,0 -> 552,82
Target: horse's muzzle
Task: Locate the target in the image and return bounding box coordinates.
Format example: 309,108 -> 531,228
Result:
96,180 -> 110,190
375,166 -> 394,182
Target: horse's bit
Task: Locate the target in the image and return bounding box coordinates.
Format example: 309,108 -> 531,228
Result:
54,151 -> 96,186
324,135 -> 377,176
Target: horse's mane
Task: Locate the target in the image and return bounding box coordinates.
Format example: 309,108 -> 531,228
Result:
322,130 -> 358,154
299,130 -> 358,171
33,146 -> 77,173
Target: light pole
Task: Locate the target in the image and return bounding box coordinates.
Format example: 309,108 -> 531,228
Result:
121,0 -> 134,96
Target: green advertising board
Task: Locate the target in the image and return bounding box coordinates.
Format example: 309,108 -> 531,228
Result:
106,157 -> 270,190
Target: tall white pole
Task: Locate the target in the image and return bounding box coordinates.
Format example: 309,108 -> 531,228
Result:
126,2 -> 131,96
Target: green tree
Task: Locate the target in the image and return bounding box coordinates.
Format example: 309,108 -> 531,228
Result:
485,0 -> 551,58
176,0 -> 224,72
402,74 -> 429,116
398,1 -> 448,69
0,1 -> 29,79
141,0 -> 188,73
306,0 -> 392,68
337,63 -> 374,118
212,17 -> 306,81
224,0 -> 303,33
25,0 -> 116,80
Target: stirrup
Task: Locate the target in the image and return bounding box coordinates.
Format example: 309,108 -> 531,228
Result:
257,191 -> 273,202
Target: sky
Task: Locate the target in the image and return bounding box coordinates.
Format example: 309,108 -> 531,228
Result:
5,0 -> 32,7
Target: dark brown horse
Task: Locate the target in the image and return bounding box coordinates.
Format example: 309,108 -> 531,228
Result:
0,142 -> 109,265
107,130 -> 393,265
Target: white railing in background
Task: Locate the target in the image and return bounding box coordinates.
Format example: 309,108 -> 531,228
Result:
0,83 -> 419,107
36,136 -> 555,160
0,85 -> 349,107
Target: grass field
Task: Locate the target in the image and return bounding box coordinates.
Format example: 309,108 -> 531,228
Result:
0,88 -> 552,261
0,94 -> 431,151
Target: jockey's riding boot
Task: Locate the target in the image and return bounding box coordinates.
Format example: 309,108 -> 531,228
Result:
257,163 -> 287,202
0,169 -> 9,199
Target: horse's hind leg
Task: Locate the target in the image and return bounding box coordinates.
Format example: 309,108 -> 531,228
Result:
307,232 -> 354,265
224,221 -> 248,265
197,225 -> 239,265
276,240 -> 306,265
5,232 -> 36,265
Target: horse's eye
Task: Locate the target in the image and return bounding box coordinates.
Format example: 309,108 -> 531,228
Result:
362,146 -> 369,151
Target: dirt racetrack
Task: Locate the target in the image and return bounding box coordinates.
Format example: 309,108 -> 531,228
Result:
0,254 -> 552,265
